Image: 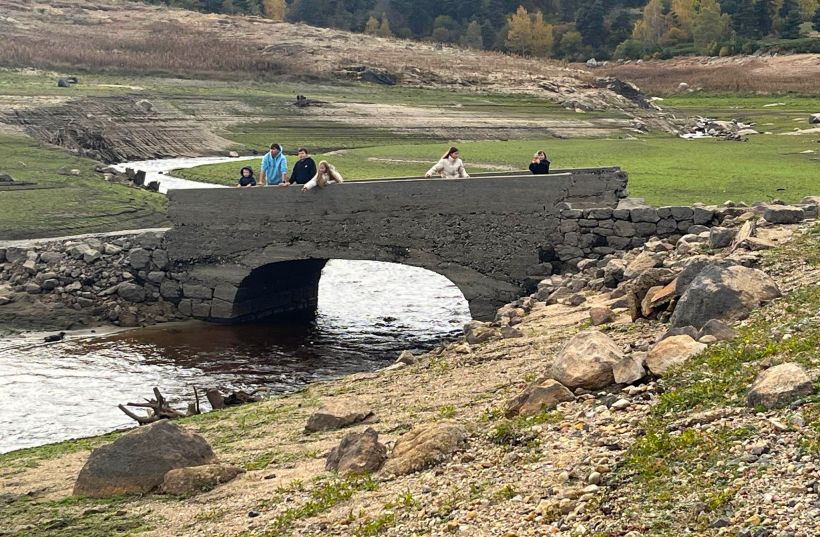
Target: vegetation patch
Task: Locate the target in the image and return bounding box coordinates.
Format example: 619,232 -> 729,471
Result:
0,494 -> 153,537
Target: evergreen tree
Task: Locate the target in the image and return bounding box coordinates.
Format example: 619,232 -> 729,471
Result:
608,10 -> 634,48
753,0 -> 773,35
780,3 -> 803,37
814,5 -> 820,31
575,0 -> 607,49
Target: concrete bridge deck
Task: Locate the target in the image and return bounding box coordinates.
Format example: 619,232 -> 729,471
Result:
165,167 -> 628,322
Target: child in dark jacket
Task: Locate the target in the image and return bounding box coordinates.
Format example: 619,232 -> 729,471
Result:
529,151 -> 550,174
237,166 -> 256,187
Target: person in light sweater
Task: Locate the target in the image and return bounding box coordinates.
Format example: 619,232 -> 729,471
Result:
301,160 -> 344,191
424,146 -> 469,179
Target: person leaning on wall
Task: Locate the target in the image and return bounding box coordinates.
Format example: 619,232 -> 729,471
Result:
424,146 -> 469,179
529,150 -> 550,174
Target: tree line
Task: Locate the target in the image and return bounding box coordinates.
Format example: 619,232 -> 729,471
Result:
145,0 -> 820,59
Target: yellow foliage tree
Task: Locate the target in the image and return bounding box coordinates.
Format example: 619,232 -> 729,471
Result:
263,0 -> 286,21
671,0 -> 696,37
365,15 -> 379,34
531,11 -> 554,57
632,0 -> 669,45
378,14 -> 392,37
506,5 -> 534,55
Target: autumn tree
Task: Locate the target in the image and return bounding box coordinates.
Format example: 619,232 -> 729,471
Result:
506,6 -> 534,54
632,0 -> 669,46
365,15 -> 379,34
263,0 -> 286,20
531,10 -> 554,56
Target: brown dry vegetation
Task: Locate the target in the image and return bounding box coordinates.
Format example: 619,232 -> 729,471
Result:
591,55 -> 820,95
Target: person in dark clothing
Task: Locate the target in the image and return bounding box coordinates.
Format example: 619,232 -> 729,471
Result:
289,147 -> 317,185
237,166 -> 256,187
529,150 -> 550,174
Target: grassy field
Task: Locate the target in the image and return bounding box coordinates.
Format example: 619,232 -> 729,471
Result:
180,93 -> 820,206
0,135 -> 168,239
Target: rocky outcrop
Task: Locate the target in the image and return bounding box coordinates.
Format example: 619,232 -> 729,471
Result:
551,330 -> 624,390
382,422 -> 466,476
746,363 -> 814,409
73,421 -> 217,498
325,427 -> 387,476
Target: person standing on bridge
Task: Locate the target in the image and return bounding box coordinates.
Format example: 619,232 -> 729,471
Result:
260,143 -> 288,186
529,150 -> 550,174
288,147 -> 317,186
425,147 -> 469,179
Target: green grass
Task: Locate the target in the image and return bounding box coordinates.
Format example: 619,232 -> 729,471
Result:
0,494 -> 153,537
0,135 -> 168,239
606,224 -> 820,534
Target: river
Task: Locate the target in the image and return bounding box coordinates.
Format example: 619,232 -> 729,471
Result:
0,157 -> 471,454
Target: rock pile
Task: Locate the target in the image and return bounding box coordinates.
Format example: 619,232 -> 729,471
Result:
681,117 -> 760,140
95,165 -> 160,192
0,230 -> 185,328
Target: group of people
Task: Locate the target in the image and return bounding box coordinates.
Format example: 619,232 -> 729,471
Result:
237,145 -> 343,192
236,144 -> 551,188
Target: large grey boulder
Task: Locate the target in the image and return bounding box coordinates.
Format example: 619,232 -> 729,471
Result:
162,464 -> 243,495
708,227 -> 737,249
325,427 -> 387,476
746,363 -> 813,409
551,330 -> 624,390
304,399 -> 377,433
646,335 -> 707,376
623,252 -> 662,280
382,422 -> 466,476
612,355 -> 646,385
670,265 -> 780,329
74,421 -> 217,498
505,378 -> 574,418
464,320 -> 497,344
763,205 -> 804,224
698,319 -> 739,342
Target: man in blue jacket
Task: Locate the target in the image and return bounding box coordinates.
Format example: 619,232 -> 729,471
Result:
260,143 -> 288,186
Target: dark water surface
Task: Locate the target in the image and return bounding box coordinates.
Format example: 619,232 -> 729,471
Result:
0,260 -> 470,453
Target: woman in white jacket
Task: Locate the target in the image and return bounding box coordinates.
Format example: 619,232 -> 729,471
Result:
425,147 -> 469,179
301,160 -> 344,191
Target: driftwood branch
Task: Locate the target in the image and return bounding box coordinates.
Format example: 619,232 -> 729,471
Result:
118,387 -> 201,425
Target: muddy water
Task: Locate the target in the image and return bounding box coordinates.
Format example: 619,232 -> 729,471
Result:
0,260 -> 470,453
1,156 -> 471,453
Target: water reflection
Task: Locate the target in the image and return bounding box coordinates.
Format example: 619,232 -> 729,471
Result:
0,260 -> 470,453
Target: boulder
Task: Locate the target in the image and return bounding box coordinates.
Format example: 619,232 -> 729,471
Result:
589,307 -> 615,326
698,319 -> 738,341
670,265 -> 781,329
763,205 -> 804,224
325,427 -> 387,476
623,252 -> 662,279
304,399 -> 377,433
708,227 -> 737,249
464,321 -> 496,344
659,325 -> 699,342
809,113 -> 820,124
505,378 -> 574,418
73,421 -> 217,498
612,355 -> 645,385
551,330 -> 624,390
382,422 -> 466,476
396,350 -> 417,365
746,363 -> 813,409
162,464 -> 243,495
646,335 -> 707,376
127,248 -> 152,270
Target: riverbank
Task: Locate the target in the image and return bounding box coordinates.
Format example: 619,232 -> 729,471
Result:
2,211 -> 817,536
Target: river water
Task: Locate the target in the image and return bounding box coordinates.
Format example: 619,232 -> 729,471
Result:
0,157 -> 471,454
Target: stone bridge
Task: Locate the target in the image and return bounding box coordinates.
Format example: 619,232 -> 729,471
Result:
164,168 -> 628,322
